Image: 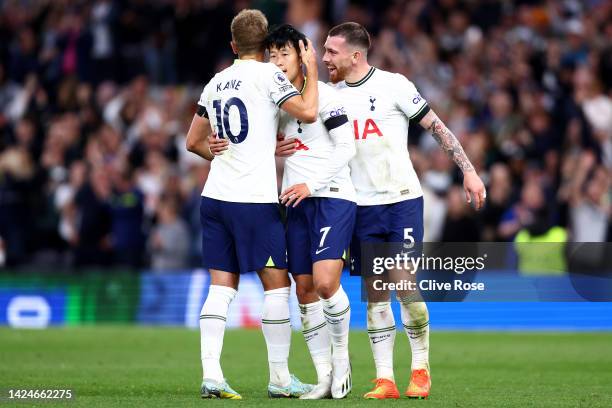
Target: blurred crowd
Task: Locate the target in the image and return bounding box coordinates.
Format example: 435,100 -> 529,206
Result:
0,0 -> 610,269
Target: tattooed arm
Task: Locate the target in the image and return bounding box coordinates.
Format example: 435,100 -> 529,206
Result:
419,109 -> 487,210
421,110 -> 475,172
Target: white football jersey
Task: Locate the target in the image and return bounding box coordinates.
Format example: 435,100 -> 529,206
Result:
279,81 -> 356,202
333,67 -> 429,206
198,59 -> 299,203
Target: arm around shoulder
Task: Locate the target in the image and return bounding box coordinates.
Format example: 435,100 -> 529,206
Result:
280,76 -> 319,123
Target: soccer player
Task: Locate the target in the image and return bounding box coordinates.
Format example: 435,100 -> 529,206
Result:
322,23 -> 486,399
266,24 -> 356,399
185,9 -> 320,399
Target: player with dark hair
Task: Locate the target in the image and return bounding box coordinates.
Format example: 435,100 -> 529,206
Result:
322,22 -> 486,400
267,24 -> 356,399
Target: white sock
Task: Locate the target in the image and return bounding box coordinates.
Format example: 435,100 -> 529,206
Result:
367,302 -> 396,380
200,284 -> 237,382
262,287 -> 292,387
321,286 -> 350,362
399,297 -> 430,370
300,301 -> 332,383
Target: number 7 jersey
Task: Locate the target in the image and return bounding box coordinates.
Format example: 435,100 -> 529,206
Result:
197,59 -> 300,203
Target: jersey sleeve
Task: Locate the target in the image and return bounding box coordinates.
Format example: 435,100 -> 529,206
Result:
393,74 -> 430,123
318,85 -> 349,130
196,84 -> 209,118
304,84 -> 355,193
261,64 -> 300,107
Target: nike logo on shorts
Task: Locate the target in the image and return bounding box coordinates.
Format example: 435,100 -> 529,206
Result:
315,247 -> 330,255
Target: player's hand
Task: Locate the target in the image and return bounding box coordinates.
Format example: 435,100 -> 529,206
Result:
280,183 -> 311,207
276,137 -> 297,157
208,133 -> 229,155
463,171 -> 486,210
299,39 -> 317,75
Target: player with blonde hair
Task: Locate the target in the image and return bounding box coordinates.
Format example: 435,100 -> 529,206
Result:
186,9 -> 319,399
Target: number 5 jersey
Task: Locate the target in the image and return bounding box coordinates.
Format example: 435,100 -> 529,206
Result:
332,67 -> 430,206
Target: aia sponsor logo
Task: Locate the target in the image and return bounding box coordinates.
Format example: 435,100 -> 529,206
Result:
353,119 -> 383,139
295,138 -> 309,150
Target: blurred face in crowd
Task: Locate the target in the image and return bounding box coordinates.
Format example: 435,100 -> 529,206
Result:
69,161 -> 87,188
489,91 -> 513,118
489,163 -> 512,204
90,167 -> 111,199
18,28 -> 36,53
447,186 -> 467,218
323,36 -> 353,83
268,43 -> 302,84
15,119 -> 35,146
521,181 -> 544,210
158,200 -> 179,224
586,167 -> 608,204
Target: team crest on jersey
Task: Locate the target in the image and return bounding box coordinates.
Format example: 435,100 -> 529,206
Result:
369,96 -> 376,111
273,72 -> 287,85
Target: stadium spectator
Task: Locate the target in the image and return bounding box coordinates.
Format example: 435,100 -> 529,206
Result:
514,207 -> 568,275
148,197 -> 190,272
0,139 -> 35,265
498,179 -> 550,241
90,0 -> 119,85
441,185 -> 481,242
55,160 -> 87,249
9,27 -> 39,84
481,163 -> 514,241
568,151 -> 610,242
73,166 -> 113,267
109,166 -> 145,268
0,63 -> 24,124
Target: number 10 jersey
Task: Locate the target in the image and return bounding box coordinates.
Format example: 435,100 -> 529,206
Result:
197,59 -> 299,203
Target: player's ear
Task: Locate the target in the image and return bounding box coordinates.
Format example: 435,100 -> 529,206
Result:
230,41 -> 238,55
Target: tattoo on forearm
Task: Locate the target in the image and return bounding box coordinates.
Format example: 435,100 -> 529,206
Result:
428,118 -> 475,173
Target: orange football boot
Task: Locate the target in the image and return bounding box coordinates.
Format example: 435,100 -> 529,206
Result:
405,369 -> 431,399
363,378 -> 400,399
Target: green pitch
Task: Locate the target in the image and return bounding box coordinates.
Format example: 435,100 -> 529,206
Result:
1,327 -> 611,407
